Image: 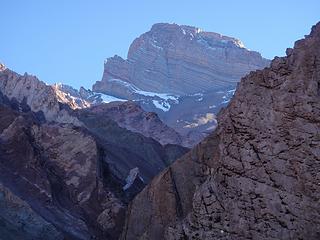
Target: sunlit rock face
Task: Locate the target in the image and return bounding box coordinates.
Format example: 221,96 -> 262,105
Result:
53,83 -> 127,109
0,69 -> 81,125
92,23 -> 270,146
93,23 -> 270,97
122,22 -> 320,240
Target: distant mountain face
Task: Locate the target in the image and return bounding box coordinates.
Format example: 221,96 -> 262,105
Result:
93,23 -> 270,95
92,23 -> 270,144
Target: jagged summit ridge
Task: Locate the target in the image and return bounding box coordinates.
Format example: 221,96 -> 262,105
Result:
0,68 -> 81,125
147,22 -> 246,51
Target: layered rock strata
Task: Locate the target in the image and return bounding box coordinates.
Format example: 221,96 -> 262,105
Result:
93,23 -> 270,97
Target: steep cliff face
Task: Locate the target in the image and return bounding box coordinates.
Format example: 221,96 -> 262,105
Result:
0,68 -> 81,125
0,98 -> 125,239
0,182 -> 63,240
122,22 -> 320,240
93,23 -> 270,97
92,23 -> 270,145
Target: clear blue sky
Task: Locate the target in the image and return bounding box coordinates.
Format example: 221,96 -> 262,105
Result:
1,0 -> 319,89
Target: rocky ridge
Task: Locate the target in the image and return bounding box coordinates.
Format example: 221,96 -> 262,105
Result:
53,83 -> 126,109
0,67 -> 188,238
0,68 -> 185,146
0,68 -> 81,125
54,83 -> 185,146
122,22 -> 320,240
93,23 -> 270,97
85,101 -> 184,146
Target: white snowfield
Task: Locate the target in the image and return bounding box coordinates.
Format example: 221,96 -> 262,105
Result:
98,92 -> 126,103
105,79 -> 236,112
152,100 -> 170,112
108,78 -> 180,111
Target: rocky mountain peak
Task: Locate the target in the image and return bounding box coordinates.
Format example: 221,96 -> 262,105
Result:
94,22 -> 270,98
90,23 -> 271,146
122,21 -> 320,240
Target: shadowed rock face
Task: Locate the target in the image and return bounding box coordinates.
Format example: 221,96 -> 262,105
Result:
76,105 -> 189,184
93,23 -> 270,97
122,22 -> 320,240
85,101 -> 184,146
0,96 -> 186,239
0,182 -> 63,240
0,98 -> 125,239
0,70 -> 188,239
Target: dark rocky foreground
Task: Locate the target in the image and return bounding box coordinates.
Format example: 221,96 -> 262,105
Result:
0,74 -> 188,239
122,22 -> 320,239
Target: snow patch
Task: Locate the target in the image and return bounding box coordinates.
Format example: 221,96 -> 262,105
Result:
108,79 -> 179,103
108,78 -> 179,109
98,93 -> 126,103
196,28 -> 202,34
152,100 -> 170,112
150,40 -> 163,50
227,89 -> 236,94
123,167 -> 143,191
